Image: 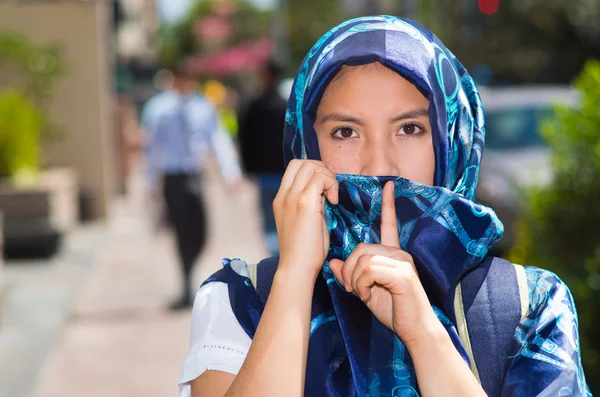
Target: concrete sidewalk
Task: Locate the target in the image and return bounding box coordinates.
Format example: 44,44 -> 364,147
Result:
4,168 -> 268,397
0,222 -> 107,397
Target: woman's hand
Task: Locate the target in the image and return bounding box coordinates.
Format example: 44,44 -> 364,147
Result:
329,181 -> 440,345
199,161 -> 338,397
273,160 -> 339,281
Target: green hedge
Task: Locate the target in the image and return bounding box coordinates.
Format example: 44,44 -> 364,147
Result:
509,59 -> 600,393
0,89 -> 42,178
0,32 -> 65,179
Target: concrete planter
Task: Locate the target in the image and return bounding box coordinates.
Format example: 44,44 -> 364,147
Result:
0,168 -> 78,259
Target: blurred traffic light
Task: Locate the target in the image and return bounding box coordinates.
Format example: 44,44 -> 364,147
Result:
478,0 -> 500,15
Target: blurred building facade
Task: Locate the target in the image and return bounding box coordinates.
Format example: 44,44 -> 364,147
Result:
0,0 -> 116,219
115,0 -> 159,64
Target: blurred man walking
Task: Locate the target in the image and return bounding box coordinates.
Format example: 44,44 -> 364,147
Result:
142,67 -> 241,310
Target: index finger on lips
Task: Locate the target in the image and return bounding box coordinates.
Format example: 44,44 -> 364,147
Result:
380,181 -> 400,248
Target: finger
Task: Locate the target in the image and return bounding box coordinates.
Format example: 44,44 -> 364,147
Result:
342,243 -> 392,291
380,181 -> 400,248
309,162 -> 338,205
329,259 -> 345,287
288,162 -> 337,197
323,174 -> 339,205
350,254 -> 397,293
278,160 -> 325,196
302,172 -> 339,210
279,159 -> 305,193
341,244 -> 363,292
287,161 -> 322,197
355,265 -> 403,303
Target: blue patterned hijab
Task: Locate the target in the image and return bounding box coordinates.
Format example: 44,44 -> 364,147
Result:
283,14 -> 503,302
280,15 -> 504,395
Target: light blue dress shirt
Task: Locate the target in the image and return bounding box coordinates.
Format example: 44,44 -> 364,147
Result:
141,90 -> 240,192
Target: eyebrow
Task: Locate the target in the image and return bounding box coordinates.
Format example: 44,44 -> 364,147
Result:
319,107 -> 429,125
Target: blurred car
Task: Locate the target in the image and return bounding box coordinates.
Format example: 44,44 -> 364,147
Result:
477,86 -> 579,254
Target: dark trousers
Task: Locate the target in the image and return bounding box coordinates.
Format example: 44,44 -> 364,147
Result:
163,173 -> 207,296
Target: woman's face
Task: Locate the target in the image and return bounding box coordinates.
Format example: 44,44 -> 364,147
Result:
314,63 -> 435,185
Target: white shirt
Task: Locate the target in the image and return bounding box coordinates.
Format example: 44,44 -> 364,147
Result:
178,262 -> 253,397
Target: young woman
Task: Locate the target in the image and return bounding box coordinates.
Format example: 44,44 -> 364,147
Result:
179,16 -> 590,397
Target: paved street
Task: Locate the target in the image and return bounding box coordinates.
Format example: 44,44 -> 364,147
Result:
0,166 -> 269,397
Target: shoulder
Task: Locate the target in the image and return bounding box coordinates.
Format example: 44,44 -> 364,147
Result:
518,266 -> 581,348
189,282 -> 239,344
179,274 -> 251,394
189,259 -> 256,348
142,92 -> 175,118
146,91 -> 175,109
194,280 -> 230,309
504,266 -> 590,395
189,261 -> 255,352
523,266 -> 576,319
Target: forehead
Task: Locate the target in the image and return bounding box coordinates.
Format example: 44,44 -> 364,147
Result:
328,62 -> 398,87
319,62 -> 427,106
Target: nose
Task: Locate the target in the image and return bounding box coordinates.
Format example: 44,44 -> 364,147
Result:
360,138 -> 400,177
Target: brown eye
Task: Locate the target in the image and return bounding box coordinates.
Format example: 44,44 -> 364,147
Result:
332,127 -> 358,139
398,123 -> 424,136
340,127 -> 354,138
404,124 -> 416,134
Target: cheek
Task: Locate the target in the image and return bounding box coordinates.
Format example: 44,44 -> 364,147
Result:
394,142 -> 435,185
422,147 -> 436,185
318,138 -> 361,174
324,158 -> 358,175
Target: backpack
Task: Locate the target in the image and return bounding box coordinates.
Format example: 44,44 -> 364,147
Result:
246,256 -> 529,397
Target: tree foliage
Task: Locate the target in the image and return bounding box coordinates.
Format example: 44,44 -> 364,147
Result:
286,0 -> 344,72
509,60 -> 600,393
157,0 -> 271,70
403,0 -> 600,85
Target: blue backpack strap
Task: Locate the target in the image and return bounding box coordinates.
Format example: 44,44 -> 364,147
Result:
201,266 -> 229,286
456,256 -> 526,397
255,256 -> 279,304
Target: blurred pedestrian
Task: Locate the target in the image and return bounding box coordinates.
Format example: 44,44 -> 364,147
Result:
238,59 -> 287,255
141,67 -> 241,310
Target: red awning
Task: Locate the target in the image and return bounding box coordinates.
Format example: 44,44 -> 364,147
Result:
182,38 -> 273,76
